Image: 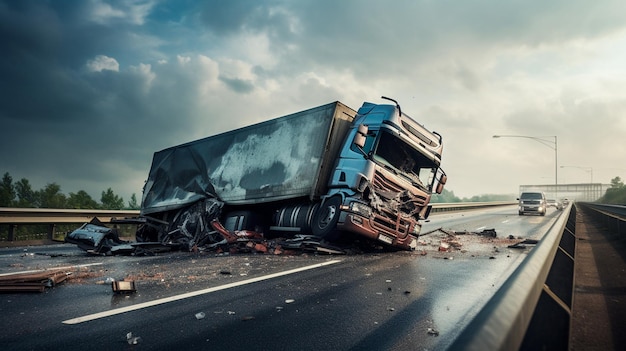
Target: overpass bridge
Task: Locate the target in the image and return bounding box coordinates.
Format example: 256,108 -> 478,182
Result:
520,183 -> 610,202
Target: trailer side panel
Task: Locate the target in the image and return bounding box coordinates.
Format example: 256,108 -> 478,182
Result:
141,102 -> 355,215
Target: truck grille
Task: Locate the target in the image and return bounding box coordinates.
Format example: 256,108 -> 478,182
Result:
373,214 -> 410,236
369,170 -> 428,236
372,171 -> 428,205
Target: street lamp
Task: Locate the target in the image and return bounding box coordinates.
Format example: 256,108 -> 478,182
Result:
493,135 -> 558,196
560,166 -> 593,183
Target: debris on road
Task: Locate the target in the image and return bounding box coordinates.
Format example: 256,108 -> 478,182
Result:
65,218 -> 130,254
508,239 -> 539,249
112,280 -> 136,294
126,332 -> 142,345
67,212 -> 348,256
0,269 -> 72,293
417,226 -> 535,258
427,327 -> 440,336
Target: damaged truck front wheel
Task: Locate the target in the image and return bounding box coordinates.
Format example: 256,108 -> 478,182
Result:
312,196 -> 342,239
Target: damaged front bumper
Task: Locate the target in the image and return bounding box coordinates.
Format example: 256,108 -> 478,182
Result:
337,209 -> 419,250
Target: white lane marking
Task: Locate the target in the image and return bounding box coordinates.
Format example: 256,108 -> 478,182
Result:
62,259 -> 342,325
502,220 -> 510,224
475,226 -> 486,231
0,263 -> 103,277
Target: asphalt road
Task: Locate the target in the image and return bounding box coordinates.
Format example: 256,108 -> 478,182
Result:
0,205 -> 563,350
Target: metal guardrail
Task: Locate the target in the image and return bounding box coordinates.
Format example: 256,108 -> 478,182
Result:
0,208 -> 140,224
431,201 -> 517,213
577,202 -> 626,236
0,208 -> 140,241
449,203 -> 576,350
0,202 -> 517,242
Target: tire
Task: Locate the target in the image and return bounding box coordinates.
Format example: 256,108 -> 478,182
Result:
311,196 -> 342,239
518,211 -> 523,216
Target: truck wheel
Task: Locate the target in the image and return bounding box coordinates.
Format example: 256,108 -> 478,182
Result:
312,196 -> 342,239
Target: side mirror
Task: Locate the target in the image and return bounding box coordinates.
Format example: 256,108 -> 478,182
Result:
436,183 -> 444,194
353,124 -> 368,148
435,173 -> 447,194
439,174 -> 447,185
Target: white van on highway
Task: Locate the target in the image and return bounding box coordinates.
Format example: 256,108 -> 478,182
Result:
517,191 -> 547,216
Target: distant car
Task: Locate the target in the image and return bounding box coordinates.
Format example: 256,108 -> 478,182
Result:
547,199 -> 563,210
561,198 -> 570,206
517,191 -> 547,216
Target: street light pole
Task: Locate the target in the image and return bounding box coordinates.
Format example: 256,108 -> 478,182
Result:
493,134 -> 558,197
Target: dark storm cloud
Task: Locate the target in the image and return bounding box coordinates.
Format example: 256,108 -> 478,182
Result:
0,0 -> 185,198
1,0 -> 625,201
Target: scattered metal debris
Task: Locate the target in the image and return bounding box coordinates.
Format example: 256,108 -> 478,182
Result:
65,218 -> 129,254
508,239 -> 539,249
67,209 -> 348,256
420,227 -> 497,238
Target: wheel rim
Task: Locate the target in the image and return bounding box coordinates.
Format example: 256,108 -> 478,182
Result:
318,205 -> 337,229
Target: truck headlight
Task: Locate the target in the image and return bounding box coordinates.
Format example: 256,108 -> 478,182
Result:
349,201 -> 372,217
412,223 -> 422,235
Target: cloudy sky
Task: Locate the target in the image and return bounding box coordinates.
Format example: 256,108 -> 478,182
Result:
2,0 -> 625,204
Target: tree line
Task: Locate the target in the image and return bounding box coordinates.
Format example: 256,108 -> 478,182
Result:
0,172 -> 140,210
599,176 -> 626,204
431,189 -> 515,203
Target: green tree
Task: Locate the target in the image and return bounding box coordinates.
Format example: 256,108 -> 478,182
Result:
609,176 -> 624,189
0,172 -> 16,206
15,178 -> 39,207
599,176 -> 626,204
38,183 -> 67,208
67,190 -> 99,209
100,188 -> 124,210
127,193 -> 140,210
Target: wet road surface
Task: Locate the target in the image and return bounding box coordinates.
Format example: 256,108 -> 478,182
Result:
0,205 -> 563,350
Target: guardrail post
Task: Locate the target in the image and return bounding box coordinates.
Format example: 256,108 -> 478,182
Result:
8,224 -> 17,241
48,224 -> 56,241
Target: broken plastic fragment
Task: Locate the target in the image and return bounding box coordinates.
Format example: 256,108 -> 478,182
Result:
427,328 -> 439,336
195,312 -> 206,320
126,332 -> 142,345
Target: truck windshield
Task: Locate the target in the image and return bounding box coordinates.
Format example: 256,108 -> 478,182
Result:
372,131 -> 437,191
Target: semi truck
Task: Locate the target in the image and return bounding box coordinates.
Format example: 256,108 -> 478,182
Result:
138,97 -> 446,250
